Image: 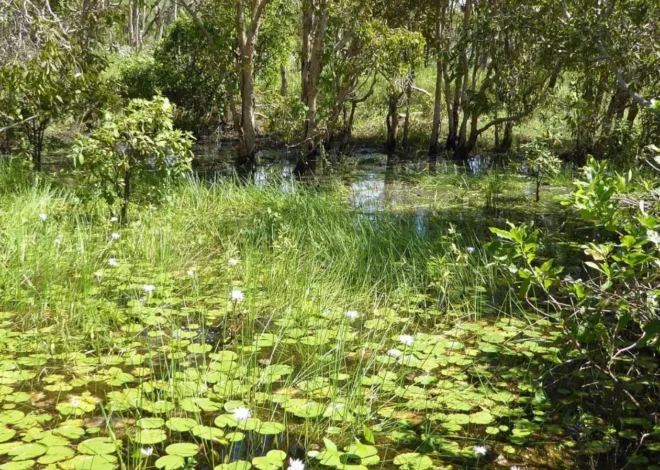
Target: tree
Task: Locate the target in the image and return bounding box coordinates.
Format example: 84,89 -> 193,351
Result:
69,96 -> 194,222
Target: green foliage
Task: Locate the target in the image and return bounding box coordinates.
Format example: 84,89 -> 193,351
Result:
521,138 -> 562,201
69,96 -> 193,220
115,53 -> 159,100
489,155 -> 660,429
153,17 -> 234,133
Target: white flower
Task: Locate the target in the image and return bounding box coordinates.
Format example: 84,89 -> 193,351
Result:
466,246 -> 475,254
140,447 -> 153,457
228,258 -> 239,266
187,270 -> 195,277
473,445 -> 487,456
39,213 -> 47,221
71,398 -> 80,408
55,235 -> 63,245
288,458 -> 305,470
345,310 -> 359,320
142,284 -> 156,294
387,348 -> 403,358
111,232 -> 120,240
108,258 -> 118,267
399,335 -> 415,346
510,467 -> 522,470
232,407 -> 251,421
231,289 -> 245,303
110,216 -> 118,223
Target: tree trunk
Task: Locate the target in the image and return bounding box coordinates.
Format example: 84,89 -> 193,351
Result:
301,0 -> 313,102
402,75 -> 413,149
280,64 -> 288,97
386,93 -> 399,153
301,5 -> 328,160
121,170 -> 132,224
496,121 -> 513,152
443,64 -> 456,150
429,59 -> 443,157
237,47 -> 257,166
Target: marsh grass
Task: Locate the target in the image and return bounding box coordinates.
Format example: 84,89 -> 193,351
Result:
0,162 -> 580,469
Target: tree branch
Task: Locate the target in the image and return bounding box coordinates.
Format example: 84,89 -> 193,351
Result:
178,0 -> 217,51
595,40 -> 653,108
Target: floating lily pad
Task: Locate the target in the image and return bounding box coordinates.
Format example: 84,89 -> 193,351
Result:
166,443 -> 199,457
156,455 -> 186,470
78,437 -> 117,455
8,443 -> 47,461
392,453 -> 433,470
133,428 -> 167,445
165,417 -> 198,432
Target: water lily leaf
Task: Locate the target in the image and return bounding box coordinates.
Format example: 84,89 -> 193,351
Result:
256,422 -> 285,435
156,455 -> 185,470
214,460 -> 251,470
37,446 -> 76,464
166,443 -> 199,457
53,426 -> 86,440
59,454 -> 117,470
469,411 -> 494,425
225,432 -> 245,442
191,425 -> 224,441
137,418 -> 165,429
166,417 -> 198,432
0,428 -> 15,443
133,428 -> 167,445
392,453 -> 433,470
187,344 -> 212,354
8,443 -> 47,461
78,437 -> 117,455
0,461 -> 36,470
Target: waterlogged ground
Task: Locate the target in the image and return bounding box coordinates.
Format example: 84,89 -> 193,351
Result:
1,156 -> 656,470
0,262 -> 574,470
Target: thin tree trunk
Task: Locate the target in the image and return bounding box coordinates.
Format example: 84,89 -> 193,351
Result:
402,76 -> 413,149
280,64 -> 288,96
429,59 -> 443,157
386,93 -> 400,153
121,170 -> 132,224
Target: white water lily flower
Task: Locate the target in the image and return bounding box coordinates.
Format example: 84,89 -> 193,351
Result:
111,232 -> 120,240
71,398 -> 80,408
399,335 -> 415,346
228,258 -> 239,266
387,348 -> 403,358
39,213 -> 47,221
142,284 -> 156,294
232,407 -> 251,421
231,289 -> 245,303
288,458 -> 305,470
345,310 -> 359,320
466,246 -> 475,254
140,447 -> 153,457
473,445 -> 487,456
108,258 -> 118,267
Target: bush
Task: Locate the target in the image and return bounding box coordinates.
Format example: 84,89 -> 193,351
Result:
69,96 -> 194,221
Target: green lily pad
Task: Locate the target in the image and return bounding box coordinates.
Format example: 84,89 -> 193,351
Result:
37,446 -> 76,464
191,425 -> 225,441
156,455 -> 186,470
8,443 -> 47,461
133,428 -> 167,445
392,453 -> 433,470
214,461 -> 252,470
0,428 -> 15,443
78,437 -> 117,455
165,417 -> 198,432
137,417 -> 165,429
0,461 -> 36,470
166,443 -> 199,457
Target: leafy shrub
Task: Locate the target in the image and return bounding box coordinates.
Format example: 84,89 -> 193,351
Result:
489,153 -> 660,433
115,53 -> 159,100
69,96 -> 194,221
